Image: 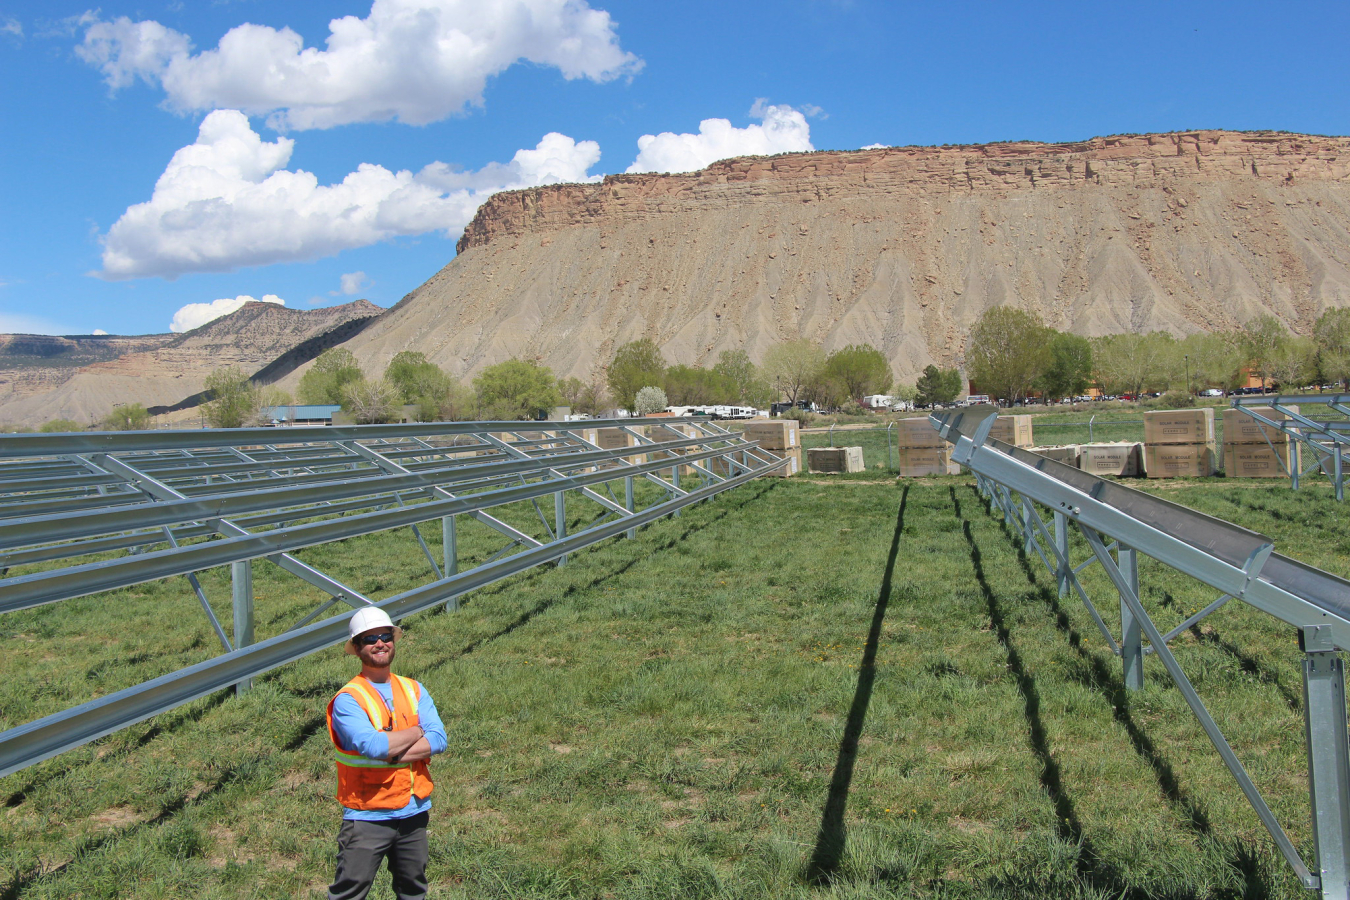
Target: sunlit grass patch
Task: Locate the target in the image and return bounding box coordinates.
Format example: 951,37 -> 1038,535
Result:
0,475 -> 1338,897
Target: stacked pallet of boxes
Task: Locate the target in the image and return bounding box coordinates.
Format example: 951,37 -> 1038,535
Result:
1079,443 -> 1144,477
1142,409 -> 1217,478
557,427 -> 599,471
894,418 -> 959,475
740,420 -> 800,478
649,421 -> 701,477
1030,445 -> 1080,467
1222,406 -> 1298,478
806,446 -> 866,474
596,426 -> 646,468
988,415 -> 1035,448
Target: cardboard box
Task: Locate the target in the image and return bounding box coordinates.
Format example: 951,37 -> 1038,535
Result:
1224,442 -> 1297,478
741,419 -> 799,450
896,417 -> 946,449
595,427 -> 646,466
759,447 -> 801,478
1222,406 -> 1299,445
1143,408 -> 1215,445
896,446 -> 961,476
1143,443 -> 1218,478
1079,443 -> 1143,477
989,415 -> 1034,448
1030,445 -> 1080,467
807,446 -> 866,474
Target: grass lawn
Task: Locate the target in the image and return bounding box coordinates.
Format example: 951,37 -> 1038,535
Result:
0,473 -> 1341,898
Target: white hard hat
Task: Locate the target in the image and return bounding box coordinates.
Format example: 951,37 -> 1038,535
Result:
345,607 -> 403,655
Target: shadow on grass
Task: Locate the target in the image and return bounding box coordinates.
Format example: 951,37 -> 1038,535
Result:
0,762 -> 250,900
966,484 -> 1283,898
950,487 -> 1083,845
805,484 -> 909,884
986,496 -> 1217,838
1,689 -> 233,810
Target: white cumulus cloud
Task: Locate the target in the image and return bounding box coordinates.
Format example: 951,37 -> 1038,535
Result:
2,17 -> 23,38
625,102 -> 814,174
338,271 -> 371,295
77,0 -> 641,130
98,110 -> 602,280
170,293 -> 284,334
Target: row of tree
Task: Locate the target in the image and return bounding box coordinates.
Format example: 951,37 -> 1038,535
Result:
46,307 -> 1350,432
963,307 -> 1350,404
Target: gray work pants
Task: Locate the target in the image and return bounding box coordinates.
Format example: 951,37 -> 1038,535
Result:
328,811 -> 429,900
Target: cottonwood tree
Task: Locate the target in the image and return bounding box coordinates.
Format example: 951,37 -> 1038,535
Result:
711,349 -> 773,405
1315,308 -> 1350,388
1269,336 -> 1318,391
663,364 -> 735,405
38,419 -> 83,433
202,367 -> 260,428
1179,332 -> 1244,393
1039,333 -> 1093,401
101,403 -> 152,431
822,344 -> 892,401
385,351 -> 453,422
762,339 -> 824,405
1091,332 -> 1176,398
474,358 -> 561,420
967,308 -> 1051,403
341,378 -> 401,424
558,376 -> 608,417
1242,316 -> 1290,389
299,347 -> 364,404
607,339 -> 666,412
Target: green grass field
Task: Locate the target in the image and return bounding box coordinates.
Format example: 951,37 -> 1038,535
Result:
0,472 -> 1343,898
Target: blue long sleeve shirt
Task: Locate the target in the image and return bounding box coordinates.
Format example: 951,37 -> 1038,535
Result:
330,678 -> 448,821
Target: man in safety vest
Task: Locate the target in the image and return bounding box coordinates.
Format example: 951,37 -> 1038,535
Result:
326,607 -> 447,900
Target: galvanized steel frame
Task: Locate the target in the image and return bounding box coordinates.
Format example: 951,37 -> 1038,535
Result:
934,406 -> 1350,897
1231,394 -> 1350,501
0,417 -> 788,776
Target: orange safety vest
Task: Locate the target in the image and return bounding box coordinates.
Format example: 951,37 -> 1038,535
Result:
327,673 -> 434,810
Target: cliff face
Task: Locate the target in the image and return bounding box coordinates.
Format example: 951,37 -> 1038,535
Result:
0,300 -> 382,427
324,130 -> 1350,390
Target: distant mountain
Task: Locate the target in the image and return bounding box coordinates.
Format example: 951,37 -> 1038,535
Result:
0,300 -> 382,428
297,130 -> 1350,393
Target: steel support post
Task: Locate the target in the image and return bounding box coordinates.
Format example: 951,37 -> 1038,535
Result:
1054,511 -> 1069,599
555,491 -> 567,567
1021,498 -> 1037,557
1336,446 -> 1345,504
232,560 -> 254,695
625,475 -> 636,540
672,461 -> 681,518
442,515 -> 458,611
1302,627 -> 1350,899
1118,544 -> 1144,691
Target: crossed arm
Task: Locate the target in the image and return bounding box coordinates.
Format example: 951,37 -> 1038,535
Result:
331,687 -> 448,763
386,725 -> 432,762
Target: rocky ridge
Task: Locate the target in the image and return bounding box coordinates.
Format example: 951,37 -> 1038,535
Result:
0,300 -> 382,427
313,130 -> 1350,392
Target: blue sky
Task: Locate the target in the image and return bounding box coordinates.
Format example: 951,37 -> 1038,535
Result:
1,0 -> 1347,337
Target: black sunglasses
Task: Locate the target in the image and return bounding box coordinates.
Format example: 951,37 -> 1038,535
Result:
357,632 -> 395,646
